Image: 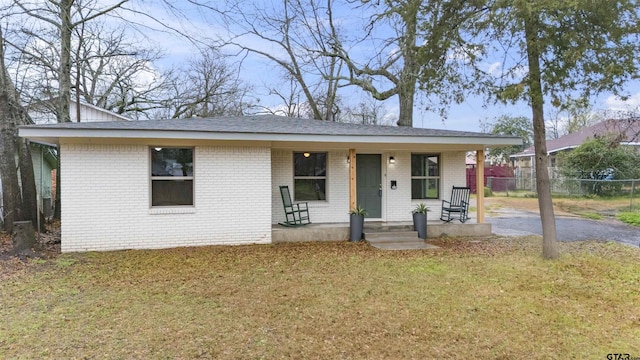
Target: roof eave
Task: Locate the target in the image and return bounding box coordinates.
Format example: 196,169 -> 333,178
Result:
19,128 -> 522,148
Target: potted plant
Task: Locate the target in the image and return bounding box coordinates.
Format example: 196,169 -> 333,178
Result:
349,205 -> 367,242
412,203 -> 428,239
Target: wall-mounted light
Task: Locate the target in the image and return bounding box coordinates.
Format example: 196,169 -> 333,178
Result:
346,156 -> 350,164
154,147 -> 163,151
389,156 -> 395,164
303,152 -> 311,158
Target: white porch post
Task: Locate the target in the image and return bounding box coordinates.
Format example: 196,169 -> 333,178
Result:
476,149 -> 485,223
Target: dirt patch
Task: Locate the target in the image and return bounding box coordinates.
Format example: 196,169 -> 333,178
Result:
0,221 -> 60,275
484,196 -> 632,217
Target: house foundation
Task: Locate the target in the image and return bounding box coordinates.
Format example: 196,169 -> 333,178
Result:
272,221 -> 492,243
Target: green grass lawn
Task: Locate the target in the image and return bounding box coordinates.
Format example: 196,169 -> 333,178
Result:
1,237 -> 639,358
618,212 -> 640,226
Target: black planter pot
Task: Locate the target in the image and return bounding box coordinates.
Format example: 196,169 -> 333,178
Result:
350,214 -> 365,242
413,212 -> 427,239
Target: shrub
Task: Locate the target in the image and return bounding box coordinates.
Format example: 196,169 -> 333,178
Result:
617,212 -> 640,227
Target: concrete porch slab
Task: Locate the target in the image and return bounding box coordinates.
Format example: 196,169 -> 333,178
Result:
272,221 -> 492,243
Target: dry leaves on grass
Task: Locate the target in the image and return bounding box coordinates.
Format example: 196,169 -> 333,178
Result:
0,221 -> 61,277
1,237 -> 639,359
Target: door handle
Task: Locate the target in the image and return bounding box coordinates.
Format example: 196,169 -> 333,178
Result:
378,184 -> 382,197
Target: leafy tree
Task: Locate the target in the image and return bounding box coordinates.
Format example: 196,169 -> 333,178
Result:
558,136 -> 640,195
467,0 -> 640,259
482,115 -> 532,162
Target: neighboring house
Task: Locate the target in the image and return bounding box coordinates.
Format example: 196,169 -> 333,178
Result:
4,101 -> 130,219
20,115 -> 521,252
29,99 -> 131,124
29,144 -> 58,218
511,119 -> 640,168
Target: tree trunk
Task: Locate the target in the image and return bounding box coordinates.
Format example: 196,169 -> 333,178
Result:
396,0 -> 419,128
0,100 -> 23,233
524,12 -> 558,259
58,0 -> 73,124
11,220 -> 36,254
17,139 -> 39,230
51,0 -> 73,219
324,57 -> 340,121
0,29 -> 42,232
397,79 -> 416,127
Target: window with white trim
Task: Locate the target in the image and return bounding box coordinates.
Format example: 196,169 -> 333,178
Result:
411,154 -> 440,199
293,152 -> 326,201
150,147 -> 194,206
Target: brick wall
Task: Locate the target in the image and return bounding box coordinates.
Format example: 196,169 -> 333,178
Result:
271,150 -> 350,224
385,152 -> 412,221
421,151 -> 467,220
61,144 -> 272,252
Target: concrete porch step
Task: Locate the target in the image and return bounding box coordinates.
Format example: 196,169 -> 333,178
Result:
364,231 -> 420,243
363,223 -> 414,232
364,231 -> 438,250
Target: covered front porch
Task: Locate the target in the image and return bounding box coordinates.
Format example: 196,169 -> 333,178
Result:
272,147 -> 493,243
272,218 -> 491,243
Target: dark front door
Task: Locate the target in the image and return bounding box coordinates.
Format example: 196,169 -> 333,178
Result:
356,154 -> 382,218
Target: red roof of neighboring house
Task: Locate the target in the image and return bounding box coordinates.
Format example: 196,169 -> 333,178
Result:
511,119 -> 640,158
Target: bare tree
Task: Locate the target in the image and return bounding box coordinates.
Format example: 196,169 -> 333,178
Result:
327,0 -> 483,127
341,98 -> 389,125
208,0 -> 343,120
6,0 -> 129,219
11,0 -> 129,123
9,19 -> 170,120
260,76 -> 308,118
0,30 -> 38,233
72,22 -> 171,117
153,49 -> 252,119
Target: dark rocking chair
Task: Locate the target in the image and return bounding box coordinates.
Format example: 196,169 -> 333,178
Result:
278,186 -> 311,227
440,186 -> 471,223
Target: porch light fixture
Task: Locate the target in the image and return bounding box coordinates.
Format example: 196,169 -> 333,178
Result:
154,147 -> 162,151
303,152 -> 311,158
346,156 -> 350,164
389,156 -> 395,164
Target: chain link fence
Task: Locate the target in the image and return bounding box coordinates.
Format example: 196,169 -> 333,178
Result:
486,171 -> 640,211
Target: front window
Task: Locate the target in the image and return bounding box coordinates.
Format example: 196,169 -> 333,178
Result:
150,147 -> 194,206
294,152 -> 326,201
411,154 -> 440,199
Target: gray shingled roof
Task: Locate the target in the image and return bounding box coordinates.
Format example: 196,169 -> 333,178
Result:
511,119 -> 640,157
23,114 -> 517,139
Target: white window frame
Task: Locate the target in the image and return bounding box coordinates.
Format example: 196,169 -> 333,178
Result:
293,152 -> 327,201
411,153 -> 440,200
149,147 -> 195,208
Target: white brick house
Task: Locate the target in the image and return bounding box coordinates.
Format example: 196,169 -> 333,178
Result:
20,116 -> 521,252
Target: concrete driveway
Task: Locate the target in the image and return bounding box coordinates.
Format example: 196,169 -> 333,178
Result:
487,209 -> 640,247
